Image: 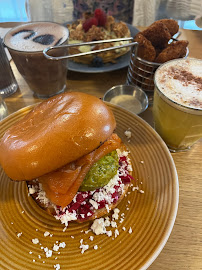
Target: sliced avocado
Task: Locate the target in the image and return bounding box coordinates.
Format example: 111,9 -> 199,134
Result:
79,150 -> 119,191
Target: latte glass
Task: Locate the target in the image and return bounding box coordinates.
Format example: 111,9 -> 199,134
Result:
153,58 -> 202,152
4,22 -> 69,98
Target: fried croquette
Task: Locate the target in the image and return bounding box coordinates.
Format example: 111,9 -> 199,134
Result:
142,21 -> 171,49
134,33 -> 156,62
155,40 -> 189,63
157,19 -> 179,36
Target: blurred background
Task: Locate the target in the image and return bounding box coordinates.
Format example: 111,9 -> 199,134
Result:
0,0 -> 201,30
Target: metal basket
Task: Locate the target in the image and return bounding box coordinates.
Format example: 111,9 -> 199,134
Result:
126,46 -> 189,93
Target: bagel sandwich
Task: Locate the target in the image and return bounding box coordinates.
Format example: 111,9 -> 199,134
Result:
0,92 -> 133,227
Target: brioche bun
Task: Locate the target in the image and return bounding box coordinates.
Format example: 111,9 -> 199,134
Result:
0,92 -> 116,181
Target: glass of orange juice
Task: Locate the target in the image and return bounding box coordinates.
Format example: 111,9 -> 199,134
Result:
153,58 -> 202,152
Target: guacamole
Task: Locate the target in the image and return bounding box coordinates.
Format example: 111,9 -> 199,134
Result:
79,151 -> 119,191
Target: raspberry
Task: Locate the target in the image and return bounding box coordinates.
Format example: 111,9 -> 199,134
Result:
94,8 -> 107,26
83,17 -> 98,32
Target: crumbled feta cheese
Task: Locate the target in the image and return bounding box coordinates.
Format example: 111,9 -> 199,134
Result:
129,227 -> 133,234
106,231 -> 112,237
59,242 -> 66,248
89,236 -> 94,241
89,199 -> 99,209
17,232 -> 22,238
139,190 -> 145,194
29,186 -> 36,195
29,251 -> 32,254
53,244 -> 59,252
112,208 -> 120,220
124,130 -> 132,139
79,239 -> 89,254
44,231 -> 50,237
44,247 -> 53,258
54,264 -> 60,270
105,204 -> 110,213
91,218 -> 106,235
119,218 -> 124,223
127,164 -> 133,171
32,238 -> 39,244
52,242 -> 66,252
94,245 -> 98,250
114,229 -> 119,238
55,210 -> 77,227
104,218 -> 111,227
111,221 -> 117,228
122,227 -> 126,231
36,183 -> 50,206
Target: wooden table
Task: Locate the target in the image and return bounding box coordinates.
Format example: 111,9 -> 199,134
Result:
1,23 -> 202,269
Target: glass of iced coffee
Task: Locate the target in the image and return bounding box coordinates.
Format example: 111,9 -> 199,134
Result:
4,22 -> 69,98
153,58 -> 202,152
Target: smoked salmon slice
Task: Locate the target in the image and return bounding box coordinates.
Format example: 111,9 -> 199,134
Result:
39,133 -> 121,207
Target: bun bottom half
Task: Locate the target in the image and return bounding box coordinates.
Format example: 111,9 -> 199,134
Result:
27,180 -> 130,223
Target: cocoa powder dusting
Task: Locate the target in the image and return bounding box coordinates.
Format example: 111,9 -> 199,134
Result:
169,67 -> 202,90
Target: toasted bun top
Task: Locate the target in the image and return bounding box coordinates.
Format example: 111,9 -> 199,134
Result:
0,92 -> 116,180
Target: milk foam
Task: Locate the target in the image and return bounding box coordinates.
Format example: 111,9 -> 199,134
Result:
155,59 -> 202,110
5,22 -> 69,52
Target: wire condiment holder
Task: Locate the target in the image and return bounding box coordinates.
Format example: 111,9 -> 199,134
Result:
126,46 -> 189,94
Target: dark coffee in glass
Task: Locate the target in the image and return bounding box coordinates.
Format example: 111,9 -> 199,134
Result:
4,22 -> 69,98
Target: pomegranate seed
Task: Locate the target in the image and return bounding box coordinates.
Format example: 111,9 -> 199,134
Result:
68,202 -> 80,212
121,175 -> 131,184
79,204 -> 92,215
98,200 -> 106,209
112,191 -> 119,199
76,192 -> 89,203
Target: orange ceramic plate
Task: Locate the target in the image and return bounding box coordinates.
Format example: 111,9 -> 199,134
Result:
0,103 -> 178,270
